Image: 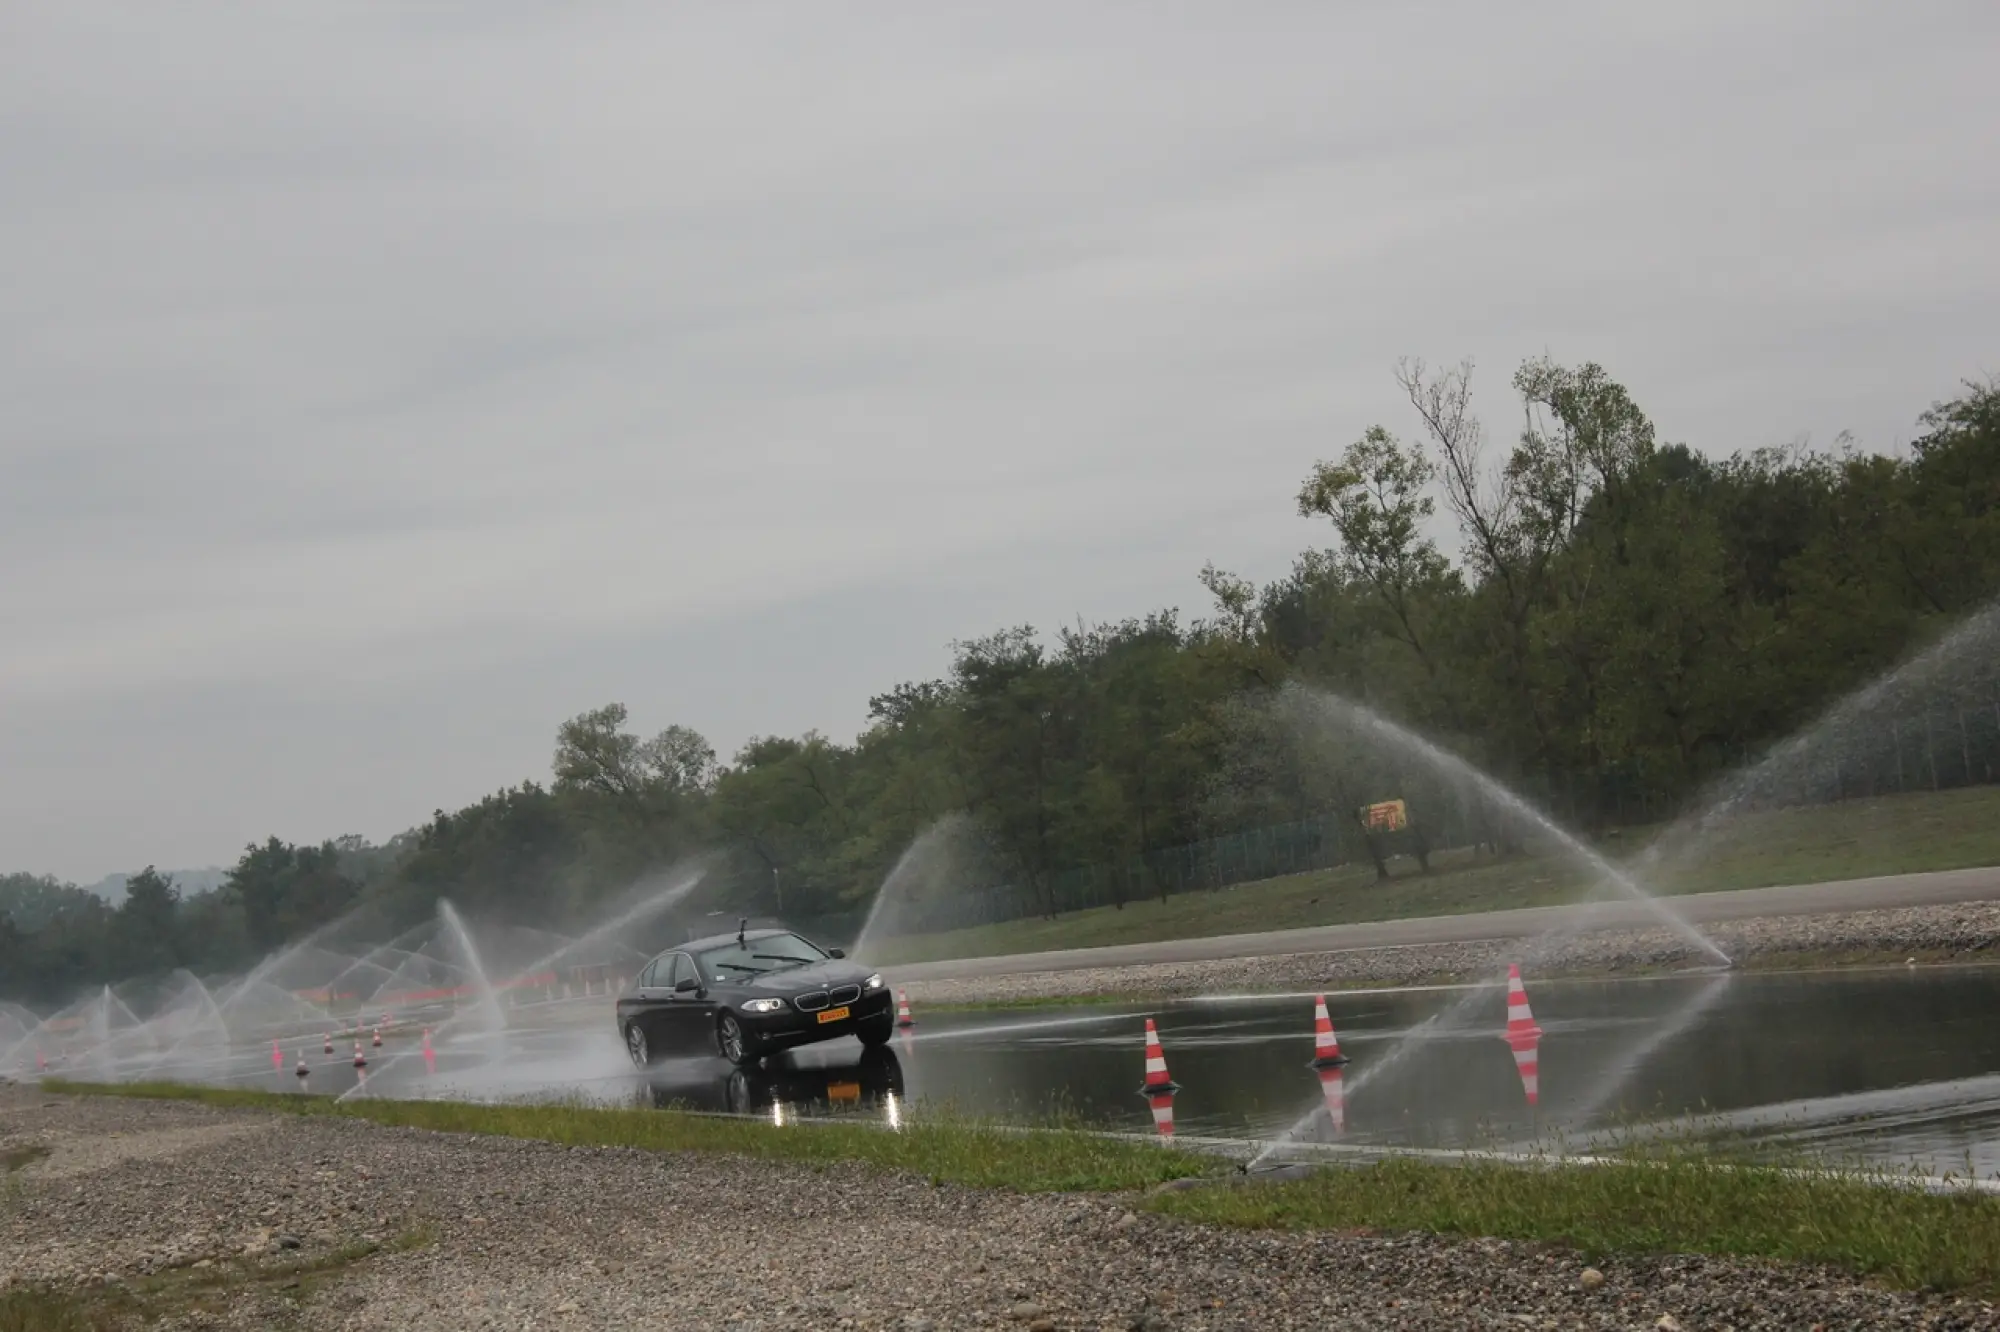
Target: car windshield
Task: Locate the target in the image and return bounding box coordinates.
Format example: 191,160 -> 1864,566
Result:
696,932 -> 827,979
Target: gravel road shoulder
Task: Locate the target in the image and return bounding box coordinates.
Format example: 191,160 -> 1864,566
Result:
4,1086 -> 1996,1330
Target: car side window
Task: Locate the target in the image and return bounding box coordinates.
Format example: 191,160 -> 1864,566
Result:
668,953 -> 696,989
638,958 -> 662,990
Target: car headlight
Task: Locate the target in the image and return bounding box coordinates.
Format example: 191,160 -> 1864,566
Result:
863,973 -> 885,990
741,998 -> 784,1014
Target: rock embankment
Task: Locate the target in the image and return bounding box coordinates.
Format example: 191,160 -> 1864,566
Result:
902,901 -> 2000,1006
3,1087 -> 1997,1329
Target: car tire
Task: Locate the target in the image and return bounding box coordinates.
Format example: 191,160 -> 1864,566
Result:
857,1015 -> 894,1048
717,1012 -> 761,1068
624,1022 -> 650,1070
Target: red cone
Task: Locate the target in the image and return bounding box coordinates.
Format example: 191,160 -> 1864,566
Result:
1147,1091 -> 1177,1139
1309,994 -> 1348,1068
894,989 -> 915,1029
1138,1017 -> 1179,1094
371,1027 -> 382,1048
352,1042 -> 367,1069
295,1051 -> 309,1079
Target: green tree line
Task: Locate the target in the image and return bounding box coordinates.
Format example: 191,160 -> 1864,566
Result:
5,360 -> 1997,1007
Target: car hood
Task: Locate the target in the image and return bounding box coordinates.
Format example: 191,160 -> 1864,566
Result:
731,960 -> 871,994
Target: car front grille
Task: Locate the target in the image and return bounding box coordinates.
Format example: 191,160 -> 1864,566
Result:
793,990 -> 829,1012
828,984 -> 861,1006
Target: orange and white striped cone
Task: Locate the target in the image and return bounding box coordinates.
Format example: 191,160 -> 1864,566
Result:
271,1039 -> 283,1070
1504,963 -> 1543,1044
1137,1017 -> 1180,1095
1309,994 -> 1348,1068
1147,1091 -> 1177,1139
1317,1064 -> 1346,1134
1504,963 -> 1543,1107
352,1043 -> 367,1069
894,989 -> 915,1029
323,1034 -> 332,1055
371,1027 -> 382,1049
295,1051 -> 310,1080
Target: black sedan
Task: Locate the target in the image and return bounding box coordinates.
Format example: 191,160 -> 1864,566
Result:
615,926 -> 895,1068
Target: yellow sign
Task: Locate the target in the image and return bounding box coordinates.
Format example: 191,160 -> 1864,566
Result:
1361,799 -> 1408,832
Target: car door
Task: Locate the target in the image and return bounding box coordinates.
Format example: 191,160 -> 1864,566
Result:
629,956 -> 673,1046
660,952 -> 711,1054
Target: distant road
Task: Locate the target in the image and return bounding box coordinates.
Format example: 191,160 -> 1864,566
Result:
884,866 -> 2000,983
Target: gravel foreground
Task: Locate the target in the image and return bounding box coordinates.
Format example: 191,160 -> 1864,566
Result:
901,902 -> 2000,1006
4,1088 -> 1997,1330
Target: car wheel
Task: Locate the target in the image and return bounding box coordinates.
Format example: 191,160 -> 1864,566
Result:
717,1013 -> 760,1068
857,1015 -> 893,1048
624,1023 -> 650,1070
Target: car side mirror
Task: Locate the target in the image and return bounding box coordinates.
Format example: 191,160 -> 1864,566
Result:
827,947 -> 846,960
674,977 -> 699,993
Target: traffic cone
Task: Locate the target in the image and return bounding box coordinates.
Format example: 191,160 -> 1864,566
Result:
1309,994 -> 1348,1068
1147,1091 -> 1176,1139
323,1034 -> 332,1055
271,1039 -> 283,1070
894,989 -> 915,1029
371,1027 -> 382,1048
1504,963 -> 1543,1107
1137,1018 -> 1180,1095
352,1043 -> 367,1069
420,1027 -> 432,1052
34,1047 -> 46,1073
422,1044 -> 437,1076
1317,1064 -> 1346,1134
295,1051 -> 309,1080
1504,963 -> 1543,1043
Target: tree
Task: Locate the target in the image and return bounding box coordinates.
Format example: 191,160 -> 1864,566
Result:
644,724 -> 719,794
1297,425 -> 1457,704
110,866 -> 180,979
553,704 -> 649,799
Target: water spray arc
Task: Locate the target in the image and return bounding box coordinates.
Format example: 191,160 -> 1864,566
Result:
1284,685 -> 1731,967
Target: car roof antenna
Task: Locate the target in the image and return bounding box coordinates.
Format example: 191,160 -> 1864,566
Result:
737,916 -> 748,945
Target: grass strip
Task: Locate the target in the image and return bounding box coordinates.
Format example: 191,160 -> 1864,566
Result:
42,1079 -> 1213,1193
42,1082 -> 2000,1295
1148,1154 -> 2000,1295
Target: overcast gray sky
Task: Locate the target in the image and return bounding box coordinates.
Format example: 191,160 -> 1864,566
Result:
4,3 -> 1996,883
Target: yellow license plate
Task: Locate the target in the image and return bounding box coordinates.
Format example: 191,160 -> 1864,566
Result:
816,1006 -> 851,1024
827,1081 -> 860,1102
